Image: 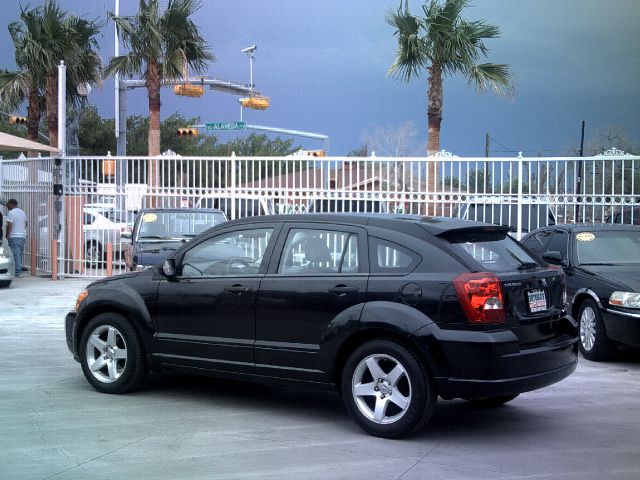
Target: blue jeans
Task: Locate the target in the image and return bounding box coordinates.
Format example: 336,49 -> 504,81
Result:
8,237 -> 25,276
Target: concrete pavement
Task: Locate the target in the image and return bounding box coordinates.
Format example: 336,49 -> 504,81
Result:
1,275 -> 639,479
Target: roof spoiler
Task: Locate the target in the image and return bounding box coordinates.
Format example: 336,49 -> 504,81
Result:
419,220 -> 511,238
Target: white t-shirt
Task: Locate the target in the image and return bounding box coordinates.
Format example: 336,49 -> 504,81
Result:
7,207 -> 27,238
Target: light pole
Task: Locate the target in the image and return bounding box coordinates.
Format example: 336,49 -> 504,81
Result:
240,45 -> 257,122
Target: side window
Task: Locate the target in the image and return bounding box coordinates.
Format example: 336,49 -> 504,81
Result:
181,228 -> 272,277
370,238 -> 420,274
522,230 -> 551,255
277,229 -> 359,274
546,231 -> 569,258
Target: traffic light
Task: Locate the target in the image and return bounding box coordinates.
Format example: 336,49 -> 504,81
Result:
177,128 -> 198,137
174,84 -> 204,97
240,96 -> 270,110
9,115 -> 27,125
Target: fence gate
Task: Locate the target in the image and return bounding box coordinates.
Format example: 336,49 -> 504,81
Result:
0,156 -> 55,275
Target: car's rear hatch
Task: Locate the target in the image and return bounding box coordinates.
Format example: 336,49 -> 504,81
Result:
424,221 -> 573,346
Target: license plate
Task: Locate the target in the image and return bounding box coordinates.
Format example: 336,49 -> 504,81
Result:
528,289 -> 547,313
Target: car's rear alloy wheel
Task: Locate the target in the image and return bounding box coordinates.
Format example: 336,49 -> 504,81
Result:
342,340 -> 436,438
579,298 -> 612,361
79,313 -> 147,393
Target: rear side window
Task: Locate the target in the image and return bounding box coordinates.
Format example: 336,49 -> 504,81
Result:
522,230 -> 551,255
369,238 -> 420,274
278,229 -> 359,274
448,233 -> 539,272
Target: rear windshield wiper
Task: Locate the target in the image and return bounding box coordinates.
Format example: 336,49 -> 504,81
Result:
517,262 -> 540,271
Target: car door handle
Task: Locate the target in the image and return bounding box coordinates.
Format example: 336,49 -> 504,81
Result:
328,284 -> 359,296
225,284 -> 252,295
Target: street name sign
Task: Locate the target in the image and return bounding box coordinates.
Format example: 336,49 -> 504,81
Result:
206,121 -> 246,131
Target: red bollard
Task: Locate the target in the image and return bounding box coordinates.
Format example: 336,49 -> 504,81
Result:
51,240 -> 58,280
106,243 -> 113,277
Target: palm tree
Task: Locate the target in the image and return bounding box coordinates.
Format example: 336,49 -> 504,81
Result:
104,0 -> 213,186
2,2 -> 101,148
387,0 -> 514,157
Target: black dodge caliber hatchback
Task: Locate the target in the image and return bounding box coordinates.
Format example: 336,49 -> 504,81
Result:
66,214 -> 578,438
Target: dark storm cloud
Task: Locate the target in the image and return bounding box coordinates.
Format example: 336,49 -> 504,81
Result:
1,0 -> 638,155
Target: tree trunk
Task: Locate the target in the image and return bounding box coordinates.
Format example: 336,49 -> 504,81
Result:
147,61 -> 162,205
45,73 -> 58,148
425,64 -> 443,214
26,87 -> 40,142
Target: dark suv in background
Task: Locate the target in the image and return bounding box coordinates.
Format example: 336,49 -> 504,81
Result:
66,214 -> 577,438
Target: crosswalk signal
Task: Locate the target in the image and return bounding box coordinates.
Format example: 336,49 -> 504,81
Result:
9,115 -> 27,125
177,128 -> 198,137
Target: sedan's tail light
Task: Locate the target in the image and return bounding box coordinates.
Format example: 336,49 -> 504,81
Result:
453,272 -> 505,324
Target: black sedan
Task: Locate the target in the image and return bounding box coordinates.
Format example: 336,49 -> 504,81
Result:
123,208 -> 227,271
66,214 -> 577,438
522,224 -> 640,360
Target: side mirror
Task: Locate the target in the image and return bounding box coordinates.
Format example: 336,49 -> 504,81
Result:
162,258 -> 176,278
121,232 -> 132,243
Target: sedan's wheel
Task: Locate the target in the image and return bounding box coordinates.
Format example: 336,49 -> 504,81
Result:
579,298 -> 612,361
341,340 -> 436,438
79,313 -> 147,393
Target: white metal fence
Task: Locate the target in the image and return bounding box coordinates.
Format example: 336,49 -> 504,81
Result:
1,149 -> 638,278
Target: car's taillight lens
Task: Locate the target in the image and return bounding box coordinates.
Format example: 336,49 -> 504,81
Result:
453,272 -> 505,324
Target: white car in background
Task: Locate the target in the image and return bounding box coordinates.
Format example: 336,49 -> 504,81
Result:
83,208 -> 134,267
0,239 -> 15,287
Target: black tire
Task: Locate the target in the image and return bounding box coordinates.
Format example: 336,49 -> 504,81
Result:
465,394 -> 519,407
85,241 -> 104,268
79,313 -> 147,394
0,280 -> 11,288
578,298 -> 612,361
341,339 -> 436,438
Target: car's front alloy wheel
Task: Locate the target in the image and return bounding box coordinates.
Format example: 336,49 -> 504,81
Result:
579,298 -> 612,361
342,340 -> 436,438
79,313 -> 147,393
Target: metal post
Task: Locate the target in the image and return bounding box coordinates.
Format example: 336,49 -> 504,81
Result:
114,0 -> 120,144
57,61 -> 66,278
58,61 -> 66,156
516,152 -> 523,240
230,151 -> 237,220
575,120 -> 585,221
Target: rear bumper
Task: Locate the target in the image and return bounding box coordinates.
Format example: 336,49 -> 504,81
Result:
602,308 -> 640,348
415,317 -> 578,399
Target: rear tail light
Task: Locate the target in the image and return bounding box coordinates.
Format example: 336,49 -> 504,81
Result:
453,272 -> 506,324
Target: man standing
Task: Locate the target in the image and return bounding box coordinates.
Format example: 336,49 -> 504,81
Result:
5,199 -> 27,277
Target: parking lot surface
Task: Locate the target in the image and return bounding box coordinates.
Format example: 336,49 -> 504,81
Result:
1,276 -> 639,480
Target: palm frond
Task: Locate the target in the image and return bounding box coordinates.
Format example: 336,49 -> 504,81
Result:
104,53 -> 145,79
386,4 -> 429,82
466,63 -> 515,97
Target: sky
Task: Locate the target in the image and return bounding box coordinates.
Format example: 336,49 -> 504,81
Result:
1,0 -> 639,156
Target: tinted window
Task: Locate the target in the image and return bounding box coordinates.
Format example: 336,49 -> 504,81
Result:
546,231 -> 569,257
181,228 -> 272,277
278,229 -> 359,274
370,238 -> 419,274
449,233 -> 539,272
522,230 -> 551,255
